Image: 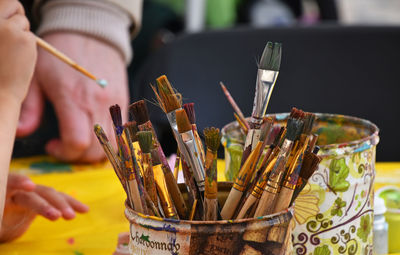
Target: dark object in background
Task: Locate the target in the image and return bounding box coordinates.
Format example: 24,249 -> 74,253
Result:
133,25 -> 400,161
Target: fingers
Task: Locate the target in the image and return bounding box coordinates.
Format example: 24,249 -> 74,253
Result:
7,173 -> 35,192
11,185 -> 89,221
62,193 -> 89,213
0,0 -> 25,19
45,98 -> 92,162
12,191 -> 62,221
35,186 -> 76,220
7,13 -> 30,31
17,78 -> 44,137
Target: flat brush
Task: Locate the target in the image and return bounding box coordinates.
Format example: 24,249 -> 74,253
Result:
130,100 -> 188,219
137,131 -> 160,215
176,109 -> 206,199
221,122 -> 269,220
242,42 -> 281,162
183,103 -> 205,164
220,82 -> 250,130
203,127 -> 221,221
36,37 -> 107,88
254,117 -> 303,217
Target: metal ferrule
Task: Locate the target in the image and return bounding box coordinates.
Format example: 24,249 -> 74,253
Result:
181,131 -> 205,192
244,128 -> 262,151
250,69 -> 279,123
166,109 -> 182,137
252,155 -> 279,199
153,164 -> 178,219
204,148 -> 218,199
283,137 -> 309,189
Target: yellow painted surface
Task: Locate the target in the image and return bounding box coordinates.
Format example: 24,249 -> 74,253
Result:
0,157 -> 398,254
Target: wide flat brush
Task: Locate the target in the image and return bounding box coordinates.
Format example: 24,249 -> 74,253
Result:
36,37 -> 107,88
203,127 -> 221,221
176,109 -> 206,199
242,42 -> 282,163
130,100 -> 188,218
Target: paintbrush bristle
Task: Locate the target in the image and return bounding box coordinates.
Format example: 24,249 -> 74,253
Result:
286,119 -> 304,141
129,100 -> 150,125
156,75 -> 181,113
137,131 -> 153,154
183,103 -> 196,124
300,152 -> 322,180
176,109 -> 192,133
203,127 -> 221,153
259,41 -> 282,71
303,112 -> 316,135
290,107 -> 305,119
313,146 -> 320,154
109,104 -> 122,127
124,121 -> 138,142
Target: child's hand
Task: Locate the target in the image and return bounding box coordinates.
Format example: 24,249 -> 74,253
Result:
0,173 -> 89,242
0,0 -> 37,104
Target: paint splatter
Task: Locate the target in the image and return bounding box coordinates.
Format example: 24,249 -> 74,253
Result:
67,237 -> 75,245
74,251 -> 84,255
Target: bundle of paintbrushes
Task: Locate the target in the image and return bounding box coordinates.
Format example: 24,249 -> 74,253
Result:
94,41 -> 323,222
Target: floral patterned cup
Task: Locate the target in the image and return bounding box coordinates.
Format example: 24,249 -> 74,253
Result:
221,113 -> 379,254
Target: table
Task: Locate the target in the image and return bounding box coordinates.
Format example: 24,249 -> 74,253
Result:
0,156 -> 398,255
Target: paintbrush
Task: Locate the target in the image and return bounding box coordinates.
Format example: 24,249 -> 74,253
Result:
173,150 -> 181,180
273,134 -> 310,213
123,122 -> 149,215
183,103 -> 206,164
242,42 -> 281,164
221,122 -> 270,219
123,121 -> 144,176
254,116 -> 303,217
152,151 -> 179,219
36,37 -> 107,88
220,82 -> 250,131
236,151 -> 279,219
291,148 -> 322,203
129,100 -> 188,219
234,113 -> 248,134
176,109 -> 206,198
109,105 -> 145,213
203,127 -> 221,221
137,131 -> 160,215
94,124 -> 126,189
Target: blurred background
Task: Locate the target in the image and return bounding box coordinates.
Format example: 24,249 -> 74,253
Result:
128,0 -> 400,161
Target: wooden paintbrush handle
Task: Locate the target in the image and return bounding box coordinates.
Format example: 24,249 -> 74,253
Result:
273,186 -> 294,213
236,195 -> 257,219
128,179 -> 144,214
221,188 -> 243,220
164,170 -> 188,218
254,190 -> 276,217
